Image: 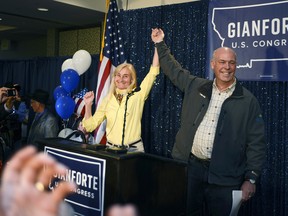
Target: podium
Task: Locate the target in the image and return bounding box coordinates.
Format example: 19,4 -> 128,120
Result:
37,138 -> 187,216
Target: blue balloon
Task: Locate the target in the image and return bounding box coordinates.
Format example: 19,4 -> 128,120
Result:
55,96 -> 75,120
53,85 -> 70,100
60,69 -> 80,93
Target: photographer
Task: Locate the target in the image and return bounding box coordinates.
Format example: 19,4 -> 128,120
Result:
0,86 -> 16,121
0,83 -> 27,162
0,85 -> 17,164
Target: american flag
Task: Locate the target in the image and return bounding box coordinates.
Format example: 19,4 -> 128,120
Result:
73,88 -> 88,117
94,0 -> 126,144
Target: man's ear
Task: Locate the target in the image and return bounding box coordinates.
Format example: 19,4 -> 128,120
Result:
210,60 -> 215,70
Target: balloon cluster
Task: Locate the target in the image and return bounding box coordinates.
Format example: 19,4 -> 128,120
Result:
54,50 -> 91,120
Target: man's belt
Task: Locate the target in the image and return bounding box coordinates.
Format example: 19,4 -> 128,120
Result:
189,153 -> 211,166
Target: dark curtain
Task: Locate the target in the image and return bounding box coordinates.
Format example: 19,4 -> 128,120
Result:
120,1 -> 287,216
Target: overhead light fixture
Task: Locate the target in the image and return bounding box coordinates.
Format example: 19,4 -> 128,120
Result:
37,8 -> 49,12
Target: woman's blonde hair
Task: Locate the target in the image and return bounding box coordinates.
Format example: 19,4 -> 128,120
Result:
107,63 -> 138,98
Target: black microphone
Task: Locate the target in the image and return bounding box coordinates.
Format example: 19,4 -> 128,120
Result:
121,87 -> 141,149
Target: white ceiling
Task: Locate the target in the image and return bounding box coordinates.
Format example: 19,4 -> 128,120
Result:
0,0 -> 105,41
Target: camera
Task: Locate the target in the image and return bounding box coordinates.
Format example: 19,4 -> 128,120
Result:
7,89 -> 16,97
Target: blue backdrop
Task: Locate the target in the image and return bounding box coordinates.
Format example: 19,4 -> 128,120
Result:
207,0 -> 288,81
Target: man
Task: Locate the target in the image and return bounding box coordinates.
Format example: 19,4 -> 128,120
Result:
0,86 -> 16,164
0,83 -> 28,154
151,28 -> 266,216
0,86 -> 15,121
27,89 -> 59,146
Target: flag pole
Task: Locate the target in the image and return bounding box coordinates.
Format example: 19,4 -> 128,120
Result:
100,0 -> 110,62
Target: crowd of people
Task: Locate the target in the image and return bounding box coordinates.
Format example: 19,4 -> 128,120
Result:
0,85 -> 92,163
0,85 -> 59,163
0,28 -> 266,216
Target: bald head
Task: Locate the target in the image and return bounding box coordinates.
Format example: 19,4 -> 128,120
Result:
212,47 -> 237,62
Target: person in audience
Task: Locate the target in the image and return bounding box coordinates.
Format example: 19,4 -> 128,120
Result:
0,86 -> 16,121
82,48 -> 159,152
12,83 -> 27,123
0,84 -> 20,163
0,83 -> 28,155
151,28 -> 266,216
0,145 -> 76,216
26,89 -> 59,146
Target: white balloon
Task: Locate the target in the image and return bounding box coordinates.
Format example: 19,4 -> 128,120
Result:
72,50 -> 92,75
61,58 -> 75,72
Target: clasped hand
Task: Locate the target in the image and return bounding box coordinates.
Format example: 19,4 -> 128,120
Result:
151,28 -> 165,43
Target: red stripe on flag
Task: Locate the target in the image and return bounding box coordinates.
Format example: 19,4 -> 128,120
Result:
96,59 -> 112,104
74,98 -> 85,117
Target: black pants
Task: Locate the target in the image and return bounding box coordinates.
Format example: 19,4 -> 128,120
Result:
186,154 -> 241,216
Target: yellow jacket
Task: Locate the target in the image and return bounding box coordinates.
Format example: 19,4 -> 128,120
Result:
83,66 -> 159,145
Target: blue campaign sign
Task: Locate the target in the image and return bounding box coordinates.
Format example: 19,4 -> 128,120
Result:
207,0 -> 288,81
44,146 -> 106,216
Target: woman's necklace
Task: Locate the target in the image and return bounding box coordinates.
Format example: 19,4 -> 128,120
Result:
115,89 -> 128,103
116,93 -> 124,103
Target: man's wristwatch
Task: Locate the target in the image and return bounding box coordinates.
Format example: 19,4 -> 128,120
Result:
245,170 -> 258,184
247,179 -> 256,184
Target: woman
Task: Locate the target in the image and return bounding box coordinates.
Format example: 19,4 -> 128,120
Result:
82,46 -> 159,152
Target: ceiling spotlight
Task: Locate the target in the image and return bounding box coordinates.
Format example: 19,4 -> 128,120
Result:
37,8 -> 49,12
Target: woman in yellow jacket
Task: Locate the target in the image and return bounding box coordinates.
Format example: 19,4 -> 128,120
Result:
82,37 -> 160,152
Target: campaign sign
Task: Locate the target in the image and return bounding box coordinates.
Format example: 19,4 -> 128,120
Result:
207,0 -> 288,81
44,146 -> 106,216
